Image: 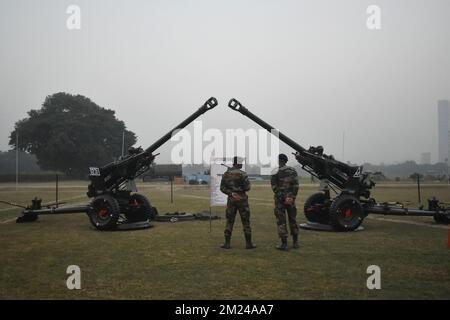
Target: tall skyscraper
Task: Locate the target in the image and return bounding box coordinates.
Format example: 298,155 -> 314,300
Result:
448,130 -> 450,163
438,100 -> 450,163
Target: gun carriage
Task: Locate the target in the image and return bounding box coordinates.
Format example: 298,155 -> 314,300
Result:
16,97 -> 218,230
228,98 -> 450,231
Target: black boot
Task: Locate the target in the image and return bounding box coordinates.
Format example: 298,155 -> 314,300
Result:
292,234 -> 299,249
276,237 -> 288,251
221,235 -> 231,249
245,234 -> 256,249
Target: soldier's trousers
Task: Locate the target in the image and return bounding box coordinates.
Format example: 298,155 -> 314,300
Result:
224,198 -> 252,237
274,197 -> 299,238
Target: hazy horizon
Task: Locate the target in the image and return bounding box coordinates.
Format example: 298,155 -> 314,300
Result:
1,0 -> 449,166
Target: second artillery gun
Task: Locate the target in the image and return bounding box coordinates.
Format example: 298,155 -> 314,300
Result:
228,98 -> 450,231
16,97 -> 218,230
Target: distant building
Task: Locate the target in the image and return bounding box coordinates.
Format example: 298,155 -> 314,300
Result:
260,164 -> 275,176
420,152 -> 431,165
438,100 -> 450,163
445,130 -> 450,166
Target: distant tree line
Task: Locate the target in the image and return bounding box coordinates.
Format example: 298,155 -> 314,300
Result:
1,151 -> 448,181
182,162 -> 449,181
362,161 -> 449,180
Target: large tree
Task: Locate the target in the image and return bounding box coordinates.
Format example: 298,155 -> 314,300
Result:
9,92 -> 137,177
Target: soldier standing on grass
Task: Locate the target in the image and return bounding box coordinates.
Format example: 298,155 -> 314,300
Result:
271,154 -> 300,251
220,156 -> 256,250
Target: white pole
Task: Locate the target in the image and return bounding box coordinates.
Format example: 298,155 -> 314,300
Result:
121,130 -> 125,157
15,132 -> 19,190
342,131 -> 345,162
447,158 -> 449,188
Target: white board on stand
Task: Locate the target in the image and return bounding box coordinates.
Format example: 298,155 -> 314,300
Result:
209,157 -> 245,207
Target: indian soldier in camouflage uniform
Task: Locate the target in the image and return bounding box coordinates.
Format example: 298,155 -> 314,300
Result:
271,154 -> 300,251
220,156 -> 256,249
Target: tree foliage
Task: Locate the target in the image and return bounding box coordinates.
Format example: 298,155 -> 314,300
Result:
9,92 -> 136,176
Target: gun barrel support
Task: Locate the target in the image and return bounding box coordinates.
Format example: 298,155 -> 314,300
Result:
22,205 -> 90,215
368,206 -> 440,217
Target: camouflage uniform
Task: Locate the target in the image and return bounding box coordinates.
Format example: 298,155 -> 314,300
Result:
220,167 -> 252,237
271,165 -> 299,238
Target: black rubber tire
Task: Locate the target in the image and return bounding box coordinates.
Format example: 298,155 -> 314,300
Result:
433,212 -> 449,224
304,192 -> 330,224
329,195 -> 364,231
88,195 -> 121,231
125,194 -> 155,222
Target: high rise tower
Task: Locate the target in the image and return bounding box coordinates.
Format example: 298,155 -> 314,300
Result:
438,100 -> 450,163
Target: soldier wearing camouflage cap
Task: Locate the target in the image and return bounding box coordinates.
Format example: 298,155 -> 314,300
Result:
271,153 -> 300,251
220,156 -> 256,249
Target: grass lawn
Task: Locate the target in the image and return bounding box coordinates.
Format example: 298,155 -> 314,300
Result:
0,181 -> 449,299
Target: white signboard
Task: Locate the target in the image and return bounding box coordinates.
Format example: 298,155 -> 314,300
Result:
209,157 -> 245,207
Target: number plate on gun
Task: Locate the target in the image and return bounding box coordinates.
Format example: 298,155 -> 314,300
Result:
89,167 -> 101,176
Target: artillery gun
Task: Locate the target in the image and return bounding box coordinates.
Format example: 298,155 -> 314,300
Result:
228,98 -> 450,231
16,97 -> 218,230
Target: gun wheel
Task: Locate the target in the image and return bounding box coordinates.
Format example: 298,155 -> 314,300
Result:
125,194 -> 155,222
329,195 -> 364,231
88,195 -> 120,231
304,192 -> 330,224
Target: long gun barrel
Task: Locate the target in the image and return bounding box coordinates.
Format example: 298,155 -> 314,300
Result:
228,98 -> 374,197
87,97 -> 218,198
228,98 -> 306,153
146,97 -> 218,154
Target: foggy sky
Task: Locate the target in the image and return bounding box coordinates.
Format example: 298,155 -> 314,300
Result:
1,0 -> 449,165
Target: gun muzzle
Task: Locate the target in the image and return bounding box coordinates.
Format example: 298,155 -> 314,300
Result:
228,98 -> 244,112
203,97 -> 218,110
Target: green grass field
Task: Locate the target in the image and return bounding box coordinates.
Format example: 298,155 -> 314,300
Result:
0,181 -> 449,300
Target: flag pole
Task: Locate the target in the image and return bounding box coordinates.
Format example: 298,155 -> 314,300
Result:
209,206 -> 212,233
15,132 -> 19,191
121,130 -> 125,157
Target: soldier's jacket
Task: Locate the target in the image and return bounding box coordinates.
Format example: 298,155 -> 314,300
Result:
220,167 -> 251,200
271,165 -> 299,199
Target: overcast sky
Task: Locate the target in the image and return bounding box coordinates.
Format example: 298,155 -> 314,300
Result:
1,0 -> 449,165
